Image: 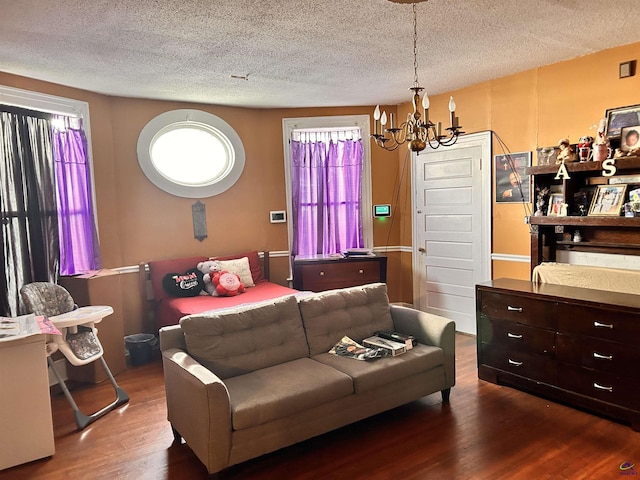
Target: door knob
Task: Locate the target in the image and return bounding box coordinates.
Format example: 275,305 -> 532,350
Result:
418,247 -> 426,253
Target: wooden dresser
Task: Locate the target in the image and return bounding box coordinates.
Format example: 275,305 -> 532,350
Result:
476,278 -> 640,430
293,255 -> 387,292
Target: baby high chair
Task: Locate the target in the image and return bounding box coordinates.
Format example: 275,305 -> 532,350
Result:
20,282 -> 129,430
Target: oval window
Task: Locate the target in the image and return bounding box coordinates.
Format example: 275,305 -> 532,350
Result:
137,109 -> 245,198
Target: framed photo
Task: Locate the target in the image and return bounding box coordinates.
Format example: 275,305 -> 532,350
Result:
547,193 -> 565,216
620,125 -> 640,152
495,151 -> 532,203
605,104 -> 640,139
588,184 -> 628,216
536,146 -> 558,166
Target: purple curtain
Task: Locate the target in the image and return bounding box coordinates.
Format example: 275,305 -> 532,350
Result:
291,136 -> 364,256
52,116 -> 101,275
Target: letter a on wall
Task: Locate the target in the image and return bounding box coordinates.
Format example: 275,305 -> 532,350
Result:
554,162 -> 571,180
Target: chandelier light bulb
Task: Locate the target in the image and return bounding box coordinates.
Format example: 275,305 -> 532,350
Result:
448,96 -> 456,113
373,105 -> 381,121
380,111 -> 387,126
422,94 -> 430,110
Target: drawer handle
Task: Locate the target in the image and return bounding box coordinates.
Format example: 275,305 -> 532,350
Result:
593,383 -> 613,392
358,269 -> 364,274
593,352 -> 613,361
508,359 -> 523,367
319,271 -> 325,276
593,321 -> 613,329
507,333 -> 523,339
507,305 -> 523,313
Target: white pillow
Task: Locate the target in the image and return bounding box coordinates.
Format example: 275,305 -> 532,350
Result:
215,257 -> 255,288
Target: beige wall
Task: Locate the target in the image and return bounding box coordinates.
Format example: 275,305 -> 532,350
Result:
2,40 -> 639,333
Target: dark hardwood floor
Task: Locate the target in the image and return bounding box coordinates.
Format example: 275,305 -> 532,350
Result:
2,334 -> 638,479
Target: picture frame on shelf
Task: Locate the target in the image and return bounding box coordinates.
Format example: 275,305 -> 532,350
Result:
572,190 -> 591,216
547,193 -> 565,216
588,184 -> 628,216
605,104 -> 640,139
620,125 -> 640,152
536,146 -> 558,166
495,151 -> 532,203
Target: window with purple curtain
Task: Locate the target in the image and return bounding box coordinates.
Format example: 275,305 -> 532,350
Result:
290,132 -> 364,256
52,116 -> 101,275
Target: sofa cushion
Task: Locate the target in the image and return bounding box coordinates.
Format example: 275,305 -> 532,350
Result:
225,357 -> 353,430
312,344 -> 444,394
180,295 -> 309,379
298,283 -> 394,356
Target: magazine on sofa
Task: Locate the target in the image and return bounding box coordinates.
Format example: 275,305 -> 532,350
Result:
329,336 -> 387,361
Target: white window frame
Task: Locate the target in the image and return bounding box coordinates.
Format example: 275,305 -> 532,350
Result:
137,109 -> 245,198
282,115 -> 373,259
0,84 -> 99,235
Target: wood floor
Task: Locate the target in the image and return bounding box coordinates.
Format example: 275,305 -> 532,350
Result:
2,334 -> 638,480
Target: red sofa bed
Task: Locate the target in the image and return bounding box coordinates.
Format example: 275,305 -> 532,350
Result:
144,251 -> 297,330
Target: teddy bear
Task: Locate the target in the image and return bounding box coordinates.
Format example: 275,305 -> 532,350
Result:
197,259 -> 222,296
196,259 -> 245,296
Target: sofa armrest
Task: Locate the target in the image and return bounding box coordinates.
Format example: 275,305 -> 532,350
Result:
159,324 -> 187,351
390,305 -> 456,389
162,347 -> 232,474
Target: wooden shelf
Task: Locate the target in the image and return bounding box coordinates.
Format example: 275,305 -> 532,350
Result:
528,152 -> 640,270
526,155 -> 640,176
556,240 -> 640,250
529,216 -> 640,227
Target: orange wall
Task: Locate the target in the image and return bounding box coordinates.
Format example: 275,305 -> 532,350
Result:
409,42 -> 640,280
2,41 -> 640,333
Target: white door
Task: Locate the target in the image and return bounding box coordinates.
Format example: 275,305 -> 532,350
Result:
412,132 -> 491,334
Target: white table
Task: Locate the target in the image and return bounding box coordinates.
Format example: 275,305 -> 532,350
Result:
0,334 -> 55,470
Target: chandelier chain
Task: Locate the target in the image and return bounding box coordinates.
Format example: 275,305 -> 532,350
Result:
412,3 -> 419,88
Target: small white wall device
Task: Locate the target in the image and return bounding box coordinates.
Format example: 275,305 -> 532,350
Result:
270,210 -> 287,223
373,204 -> 391,218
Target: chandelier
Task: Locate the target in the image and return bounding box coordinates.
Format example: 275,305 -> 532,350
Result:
371,2 -> 463,152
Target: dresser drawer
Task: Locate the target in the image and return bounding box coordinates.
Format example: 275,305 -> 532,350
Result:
294,257 -> 386,292
481,346 -> 555,384
557,364 -> 640,411
303,261 -> 380,283
479,317 -> 555,357
556,334 -> 640,376
480,291 -> 556,329
557,303 -> 640,343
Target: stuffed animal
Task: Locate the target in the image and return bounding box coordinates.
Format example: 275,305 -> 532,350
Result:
211,270 -> 245,297
557,138 -> 577,163
197,260 -> 223,296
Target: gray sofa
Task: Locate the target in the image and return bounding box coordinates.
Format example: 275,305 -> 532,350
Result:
159,283 -> 455,476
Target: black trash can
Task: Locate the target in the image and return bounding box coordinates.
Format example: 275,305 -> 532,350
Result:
124,333 -> 157,366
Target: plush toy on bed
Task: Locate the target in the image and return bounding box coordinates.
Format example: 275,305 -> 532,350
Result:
197,259 -> 245,297
197,260 -> 222,296
212,269 -> 245,297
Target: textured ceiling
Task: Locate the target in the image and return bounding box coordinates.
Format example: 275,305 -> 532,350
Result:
0,0 -> 638,109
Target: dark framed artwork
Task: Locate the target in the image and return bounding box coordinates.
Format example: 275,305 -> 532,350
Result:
605,104 -> 640,139
495,151 -> 532,203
